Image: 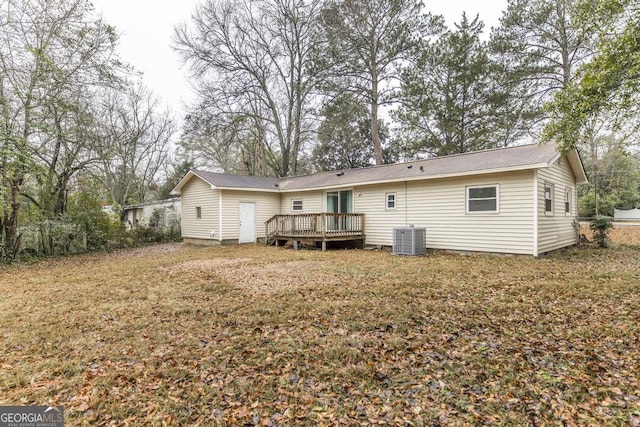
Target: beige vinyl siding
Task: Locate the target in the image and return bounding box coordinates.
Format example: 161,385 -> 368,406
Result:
537,157 -> 578,253
355,171 -> 534,254
180,177 -> 219,240
280,191 -> 324,213
353,183 -> 407,245
221,190 -> 281,241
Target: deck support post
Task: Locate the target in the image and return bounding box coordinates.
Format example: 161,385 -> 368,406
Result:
322,241 -> 326,251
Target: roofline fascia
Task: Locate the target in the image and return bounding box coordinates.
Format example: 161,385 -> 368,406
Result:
566,149 -> 589,185
211,186 -> 281,193
170,170 -> 201,195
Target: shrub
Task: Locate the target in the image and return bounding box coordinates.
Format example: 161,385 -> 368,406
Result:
124,222 -> 182,247
66,193 -> 124,251
589,215 -> 614,248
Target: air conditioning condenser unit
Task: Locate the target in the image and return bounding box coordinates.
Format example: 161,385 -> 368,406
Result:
393,227 -> 426,256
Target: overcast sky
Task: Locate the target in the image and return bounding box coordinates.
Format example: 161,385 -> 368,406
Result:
92,0 -> 508,122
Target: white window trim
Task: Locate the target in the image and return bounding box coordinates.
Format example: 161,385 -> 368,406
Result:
466,184 -> 499,214
565,188 -> 571,215
323,188 -> 355,212
385,192 -> 396,210
195,206 -> 202,220
292,199 -> 303,212
544,183 -> 554,216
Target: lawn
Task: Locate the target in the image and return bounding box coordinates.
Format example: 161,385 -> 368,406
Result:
1,227 -> 639,426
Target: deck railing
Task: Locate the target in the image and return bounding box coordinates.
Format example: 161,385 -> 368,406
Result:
265,213 -> 365,243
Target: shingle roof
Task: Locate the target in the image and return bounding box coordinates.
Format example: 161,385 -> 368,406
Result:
191,170 -> 280,190
278,143 -> 559,190
176,144 -> 577,193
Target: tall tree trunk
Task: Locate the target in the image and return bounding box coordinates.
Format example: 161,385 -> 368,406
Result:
371,78 -> 382,165
3,175 -> 24,261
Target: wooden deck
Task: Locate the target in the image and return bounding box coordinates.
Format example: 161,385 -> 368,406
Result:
265,213 -> 365,251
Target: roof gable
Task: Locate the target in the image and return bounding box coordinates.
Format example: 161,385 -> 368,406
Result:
171,170 -> 280,194
192,170 -> 280,191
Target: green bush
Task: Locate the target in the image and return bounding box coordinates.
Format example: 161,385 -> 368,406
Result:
66,193 -> 124,251
130,225 -> 165,244
124,222 -> 182,247
578,187 -> 619,217
13,189 -> 184,261
589,215 -> 614,248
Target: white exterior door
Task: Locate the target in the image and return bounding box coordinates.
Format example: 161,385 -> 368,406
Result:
239,202 -> 256,243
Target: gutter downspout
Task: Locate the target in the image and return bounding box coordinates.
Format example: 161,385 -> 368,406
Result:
405,181 -> 408,226
533,170 -> 539,256
219,190 -> 223,243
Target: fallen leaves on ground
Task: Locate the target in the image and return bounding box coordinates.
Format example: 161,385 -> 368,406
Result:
0,227 -> 639,425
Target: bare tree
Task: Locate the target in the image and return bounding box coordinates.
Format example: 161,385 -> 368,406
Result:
94,83 -> 176,213
174,0 -> 321,177
34,86 -> 106,216
180,99 -> 269,175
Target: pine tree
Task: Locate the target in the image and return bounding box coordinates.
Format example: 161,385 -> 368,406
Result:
398,14 -> 503,156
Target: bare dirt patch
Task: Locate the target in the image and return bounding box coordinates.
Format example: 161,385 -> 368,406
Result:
169,257 -> 253,271
167,258 -> 342,294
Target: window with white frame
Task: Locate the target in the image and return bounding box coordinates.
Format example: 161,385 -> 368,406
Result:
386,192 -> 396,209
544,183 -> 554,214
195,206 -> 202,219
152,208 -> 166,228
292,200 -> 303,211
565,189 -> 571,214
466,185 -> 499,213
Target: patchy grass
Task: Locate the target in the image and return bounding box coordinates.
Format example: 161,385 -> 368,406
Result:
1,231 -> 639,426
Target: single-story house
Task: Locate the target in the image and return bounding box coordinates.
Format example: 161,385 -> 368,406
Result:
123,197 -> 182,230
171,143 -> 587,256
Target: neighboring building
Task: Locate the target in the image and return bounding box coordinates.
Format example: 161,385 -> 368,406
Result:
171,144 -> 587,256
614,208 -> 640,221
101,205 -> 120,219
123,197 -> 182,230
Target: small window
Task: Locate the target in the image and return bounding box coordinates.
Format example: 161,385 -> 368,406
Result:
292,200 -> 303,211
152,208 -> 166,228
386,193 -> 396,209
196,206 -> 202,219
160,208 -> 166,226
467,185 -> 498,213
565,189 -> 571,214
544,184 -> 554,215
